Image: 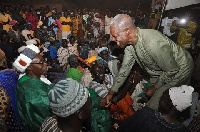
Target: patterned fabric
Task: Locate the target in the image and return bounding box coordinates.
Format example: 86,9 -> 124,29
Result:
80,68 -> 93,88
68,43 -> 77,56
57,47 -> 69,66
131,80 -> 149,111
17,75 -> 52,132
88,49 -> 98,58
71,17 -> 82,37
48,78 -> 89,117
57,44 -> 77,66
88,88 -> 111,132
0,69 -> 26,131
177,21 -> 198,49
0,87 -> 9,132
0,49 -> 6,68
35,28 -> 49,42
79,44 -> 90,60
97,56 -> 108,69
90,74 -> 113,98
188,114 -> 200,132
40,116 -> 61,132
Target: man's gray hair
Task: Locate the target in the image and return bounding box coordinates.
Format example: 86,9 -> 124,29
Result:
110,14 -> 133,31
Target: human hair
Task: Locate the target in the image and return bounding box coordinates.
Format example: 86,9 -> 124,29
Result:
110,14 -> 133,31
158,90 -> 177,114
68,54 -> 78,66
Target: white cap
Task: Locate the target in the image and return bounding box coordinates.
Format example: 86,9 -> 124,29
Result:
169,85 -> 194,112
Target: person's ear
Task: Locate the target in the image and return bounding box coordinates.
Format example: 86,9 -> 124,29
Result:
125,28 -> 130,35
76,110 -> 84,120
26,65 -> 33,73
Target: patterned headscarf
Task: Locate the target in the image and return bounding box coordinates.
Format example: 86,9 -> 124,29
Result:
48,78 -> 89,117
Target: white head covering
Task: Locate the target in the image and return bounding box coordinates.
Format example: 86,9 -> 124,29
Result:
13,44 -> 40,73
169,85 -> 194,112
18,39 -> 38,53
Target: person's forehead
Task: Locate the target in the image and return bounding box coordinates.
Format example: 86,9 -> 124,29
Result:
32,54 -> 42,61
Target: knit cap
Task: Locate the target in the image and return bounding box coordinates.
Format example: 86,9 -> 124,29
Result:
48,78 -> 89,117
169,85 -> 194,112
13,44 -> 40,73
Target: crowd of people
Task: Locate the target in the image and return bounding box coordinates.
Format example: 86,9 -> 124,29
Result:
0,3 -> 200,132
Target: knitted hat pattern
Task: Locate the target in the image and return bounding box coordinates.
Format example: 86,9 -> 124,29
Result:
48,78 -> 89,117
13,44 -> 40,73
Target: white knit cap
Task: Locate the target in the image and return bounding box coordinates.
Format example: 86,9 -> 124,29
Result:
169,85 -> 194,112
13,44 -> 40,73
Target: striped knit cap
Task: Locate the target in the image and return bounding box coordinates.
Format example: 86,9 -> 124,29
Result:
13,44 -> 40,73
48,78 -> 89,117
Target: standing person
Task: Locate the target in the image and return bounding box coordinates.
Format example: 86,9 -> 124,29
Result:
0,6 -> 12,32
106,14 -> 194,111
13,44 -> 52,131
171,12 -> 198,49
105,11 -> 113,42
26,5 -> 39,31
161,11 -> 179,41
60,12 -> 72,40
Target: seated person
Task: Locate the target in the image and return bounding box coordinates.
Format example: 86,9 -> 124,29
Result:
119,85 -> 193,132
66,54 -> 84,82
13,44 -> 52,131
88,62 -> 112,131
97,47 -> 114,73
88,38 -> 98,58
40,78 -> 91,132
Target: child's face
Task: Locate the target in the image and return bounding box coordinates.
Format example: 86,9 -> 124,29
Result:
100,50 -> 108,61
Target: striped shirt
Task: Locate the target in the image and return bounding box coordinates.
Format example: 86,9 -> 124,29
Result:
90,74 -> 113,98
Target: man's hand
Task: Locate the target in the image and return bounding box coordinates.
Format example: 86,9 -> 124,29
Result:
105,90 -> 115,107
105,94 -> 113,107
146,85 -> 156,97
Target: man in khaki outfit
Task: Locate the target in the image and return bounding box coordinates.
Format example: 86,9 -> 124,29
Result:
106,14 -> 194,110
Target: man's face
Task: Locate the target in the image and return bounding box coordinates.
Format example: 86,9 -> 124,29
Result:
70,37 -> 75,44
110,25 -> 128,48
30,54 -> 48,77
94,65 -> 105,81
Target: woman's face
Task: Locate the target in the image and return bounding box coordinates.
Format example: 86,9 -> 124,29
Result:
100,50 -> 109,61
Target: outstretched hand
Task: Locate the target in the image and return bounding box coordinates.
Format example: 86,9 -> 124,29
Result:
146,85 -> 156,97
105,94 -> 113,107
